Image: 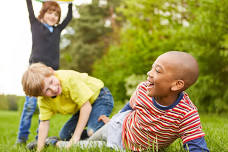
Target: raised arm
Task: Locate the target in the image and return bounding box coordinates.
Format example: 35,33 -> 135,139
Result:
67,101 -> 92,148
58,3 -> 73,31
26,0 -> 36,23
37,120 -> 50,151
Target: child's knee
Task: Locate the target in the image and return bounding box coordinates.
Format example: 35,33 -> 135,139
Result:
87,129 -> 94,137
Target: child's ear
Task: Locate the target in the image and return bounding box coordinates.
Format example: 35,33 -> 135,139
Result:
171,80 -> 184,91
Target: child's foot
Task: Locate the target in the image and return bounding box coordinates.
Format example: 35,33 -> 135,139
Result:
26,141 -> 37,150
14,139 -> 26,148
15,139 -> 26,146
45,136 -> 59,146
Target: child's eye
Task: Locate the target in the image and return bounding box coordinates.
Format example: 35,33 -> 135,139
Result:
155,67 -> 160,73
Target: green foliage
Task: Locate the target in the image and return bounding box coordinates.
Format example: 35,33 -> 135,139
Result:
93,0 -> 187,102
0,95 -> 24,111
60,0 -> 121,74
124,74 -> 146,97
175,0 -> 228,113
93,0 -> 228,112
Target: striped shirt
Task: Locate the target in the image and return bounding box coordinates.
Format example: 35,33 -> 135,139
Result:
122,82 -> 205,151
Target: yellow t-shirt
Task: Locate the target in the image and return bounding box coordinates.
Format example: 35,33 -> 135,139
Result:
38,70 -> 104,120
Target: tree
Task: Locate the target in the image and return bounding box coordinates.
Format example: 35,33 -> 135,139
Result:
93,0 -> 228,113
60,0 -> 121,74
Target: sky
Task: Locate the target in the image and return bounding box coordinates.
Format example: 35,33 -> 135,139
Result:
0,0 -> 91,96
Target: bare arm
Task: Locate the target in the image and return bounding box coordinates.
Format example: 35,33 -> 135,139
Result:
67,101 -> 92,147
37,120 -> 50,151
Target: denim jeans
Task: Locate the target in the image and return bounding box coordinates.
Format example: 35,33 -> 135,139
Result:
59,87 -> 114,141
17,96 -> 37,142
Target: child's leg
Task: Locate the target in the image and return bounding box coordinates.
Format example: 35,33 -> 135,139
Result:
106,110 -> 131,150
17,96 -> 37,143
89,110 -> 131,150
86,87 -> 114,136
88,123 -> 109,141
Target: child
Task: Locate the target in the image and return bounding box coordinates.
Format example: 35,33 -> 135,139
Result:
57,51 -> 209,152
16,0 -> 72,145
21,63 -> 114,151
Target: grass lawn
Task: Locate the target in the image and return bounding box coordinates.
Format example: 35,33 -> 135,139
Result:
0,109 -> 227,152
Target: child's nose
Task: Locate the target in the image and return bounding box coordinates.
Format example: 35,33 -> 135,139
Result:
147,70 -> 153,79
147,70 -> 152,76
50,85 -> 57,92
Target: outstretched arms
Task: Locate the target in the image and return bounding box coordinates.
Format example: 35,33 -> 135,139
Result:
58,3 -> 73,31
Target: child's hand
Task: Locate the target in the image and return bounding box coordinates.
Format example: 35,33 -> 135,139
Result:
98,115 -> 110,124
65,139 -> 78,149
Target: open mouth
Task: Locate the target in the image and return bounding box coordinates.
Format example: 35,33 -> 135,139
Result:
146,80 -> 154,88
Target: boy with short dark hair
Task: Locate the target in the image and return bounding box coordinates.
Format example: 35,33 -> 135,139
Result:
120,51 -> 209,151
64,51 -> 209,152
21,63 -> 114,151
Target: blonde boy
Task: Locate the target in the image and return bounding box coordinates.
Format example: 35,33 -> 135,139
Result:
22,63 -> 114,151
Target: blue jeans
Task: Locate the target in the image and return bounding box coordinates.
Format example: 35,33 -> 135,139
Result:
59,87 -> 114,141
17,96 -> 37,142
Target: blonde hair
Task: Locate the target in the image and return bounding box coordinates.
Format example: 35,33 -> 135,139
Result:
22,63 -> 54,97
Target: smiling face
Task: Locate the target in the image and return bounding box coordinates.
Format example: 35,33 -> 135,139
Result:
42,75 -> 62,97
146,54 -> 180,98
42,10 -> 59,26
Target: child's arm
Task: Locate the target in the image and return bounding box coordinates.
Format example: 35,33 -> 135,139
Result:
26,0 -> 36,23
183,137 -> 209,152
180,110 -> 209,152
66,101 -> 92,148
58,3 -> 73,31
37,120 -> 50,151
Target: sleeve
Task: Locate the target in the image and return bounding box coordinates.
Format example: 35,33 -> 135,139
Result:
26,0 -> 36,23
179,110 -> 205,144
38,98 -> 54,121
184,137 -> 209,152
57,3 -> 73,31
120,102 -> 133,113
68,79 -> 94,110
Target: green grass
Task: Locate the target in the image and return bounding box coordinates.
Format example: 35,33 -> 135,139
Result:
0,110 -> 227,152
